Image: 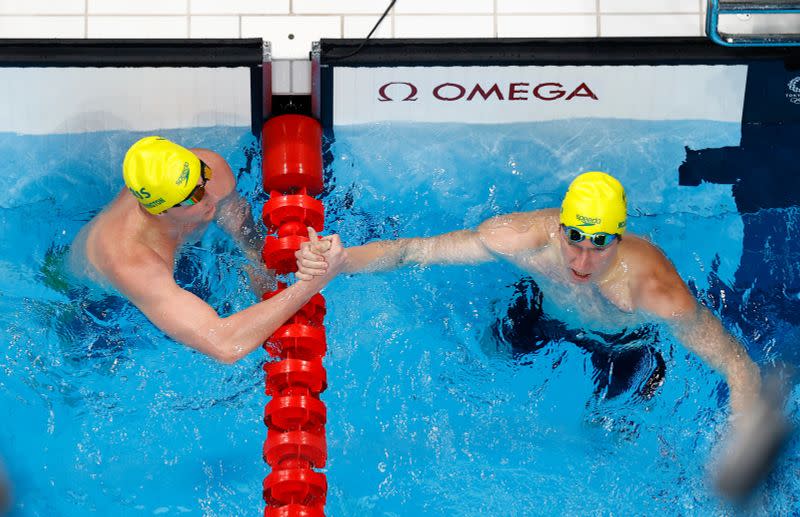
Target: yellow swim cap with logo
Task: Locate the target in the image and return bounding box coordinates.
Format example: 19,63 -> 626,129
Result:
560,171 -> 627,235
122,136 -> 201,215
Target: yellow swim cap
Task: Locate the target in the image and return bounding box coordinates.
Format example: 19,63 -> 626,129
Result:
560,171 -> 627,235
122,136 -> 202,214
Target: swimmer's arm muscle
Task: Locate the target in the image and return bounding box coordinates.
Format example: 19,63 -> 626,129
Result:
342,211 -> 548,273
343,229 -> 494,272
117,256 -> 328,363
637,270 -> 760,415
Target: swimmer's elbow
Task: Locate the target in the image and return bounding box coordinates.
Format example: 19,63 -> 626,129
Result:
198,337 -> 247,364
212,350 -> 240,365
208,343 -> 248,364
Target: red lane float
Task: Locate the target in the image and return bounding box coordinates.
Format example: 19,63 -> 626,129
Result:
264,504 -> 325,517
263,114 -> 324,195
263,469 -> 327,506
264,359 -> 327,396
261,114 -> 328,517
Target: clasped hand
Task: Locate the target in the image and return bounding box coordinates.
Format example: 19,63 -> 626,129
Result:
295,227 -> 346,281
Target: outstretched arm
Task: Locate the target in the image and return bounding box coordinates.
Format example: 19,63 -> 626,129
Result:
296,210 -> 552,278
636,255 -> 760,415
343,229 -> 496,273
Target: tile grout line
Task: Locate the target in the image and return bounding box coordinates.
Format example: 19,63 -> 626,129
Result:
700,0 -> 706,35
7,12 -> 707,18
493,0 -> 498,37
597,0 -> 601,36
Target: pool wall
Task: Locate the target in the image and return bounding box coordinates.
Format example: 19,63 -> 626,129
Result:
0,40 -> 264,135
0,2 -> 736,96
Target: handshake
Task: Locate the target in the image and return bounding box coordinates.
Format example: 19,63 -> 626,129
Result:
294,228 -> 348,281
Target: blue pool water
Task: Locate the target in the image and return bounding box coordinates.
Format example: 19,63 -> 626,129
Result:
0,120 -> 798,515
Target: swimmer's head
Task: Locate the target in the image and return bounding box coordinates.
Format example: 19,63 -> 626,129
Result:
122,136 -> 202,215
560,171 -> 627,237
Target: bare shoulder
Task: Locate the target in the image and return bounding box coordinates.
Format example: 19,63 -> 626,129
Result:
623,234 -> 696,318
477,208 -> 557,255
85,216 -> 173,297
192,148 -> 235,198
103,243 -> 176,301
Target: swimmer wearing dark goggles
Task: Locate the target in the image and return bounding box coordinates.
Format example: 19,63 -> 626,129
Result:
562,224 -> 619,249
173,160 -> 212,208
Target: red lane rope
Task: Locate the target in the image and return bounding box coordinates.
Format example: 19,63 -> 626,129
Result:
260,114 -> 328,517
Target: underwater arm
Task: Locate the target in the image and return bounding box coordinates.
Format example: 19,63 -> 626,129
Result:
638,267 -> 761,415
217,191 -> 265,260
671,304 -> 761,415
216,191 -> 273,296
205,150 -> 264,261
199,150 -> 272,296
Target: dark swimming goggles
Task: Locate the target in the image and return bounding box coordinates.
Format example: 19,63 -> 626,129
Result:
562,225 -> 618,249
173,160 -> 212,208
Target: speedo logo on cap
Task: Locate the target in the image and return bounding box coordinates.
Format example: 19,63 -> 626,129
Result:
575,214 -> 601,226
176,162 -> 190,186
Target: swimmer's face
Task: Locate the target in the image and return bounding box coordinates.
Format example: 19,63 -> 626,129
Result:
559,229 -> 619,284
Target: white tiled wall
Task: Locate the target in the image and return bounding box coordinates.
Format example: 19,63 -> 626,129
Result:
0,0 -> 713,93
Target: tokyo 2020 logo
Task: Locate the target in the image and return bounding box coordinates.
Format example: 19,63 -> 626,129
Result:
786,77 -> 800,104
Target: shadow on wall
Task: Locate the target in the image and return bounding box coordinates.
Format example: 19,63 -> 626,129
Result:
679,61 -> 800,363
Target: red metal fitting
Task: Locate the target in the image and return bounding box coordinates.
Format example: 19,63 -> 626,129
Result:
263,468 -> 327,507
